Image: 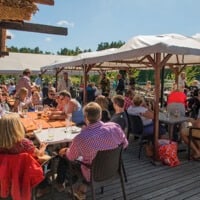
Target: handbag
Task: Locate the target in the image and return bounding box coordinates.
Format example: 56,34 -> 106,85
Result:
158,139 -> 180,167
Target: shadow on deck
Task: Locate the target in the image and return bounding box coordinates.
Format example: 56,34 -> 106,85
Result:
38,137 -> 200,200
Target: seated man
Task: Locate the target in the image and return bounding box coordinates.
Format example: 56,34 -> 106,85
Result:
58,102 -> 128,199
110,95 -> 128,134
180,110 -> 200,159
49,90 -> 84,125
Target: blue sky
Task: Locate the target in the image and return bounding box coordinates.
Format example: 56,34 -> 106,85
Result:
7,0 -> 200,53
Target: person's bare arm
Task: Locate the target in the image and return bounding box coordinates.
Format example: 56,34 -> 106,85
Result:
66,100 -> 77,114
34,142 -> 48,157
48,110 -> 66,120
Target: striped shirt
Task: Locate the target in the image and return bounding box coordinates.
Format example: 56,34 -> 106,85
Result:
66,121 -> 128,182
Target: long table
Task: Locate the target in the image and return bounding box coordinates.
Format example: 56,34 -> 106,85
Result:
20,112 -> 73,133
34,126 -> 81,145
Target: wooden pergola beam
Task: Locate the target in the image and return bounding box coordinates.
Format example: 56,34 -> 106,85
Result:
0,21 -> 68,36
33,0 -> 54,5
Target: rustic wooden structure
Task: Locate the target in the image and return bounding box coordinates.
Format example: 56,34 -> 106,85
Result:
0,0 -> 67,57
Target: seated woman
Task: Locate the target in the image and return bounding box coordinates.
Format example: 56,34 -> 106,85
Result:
12,87 -> 32,112
49,90 -> 84,125
95,95 -> 111,122
180,110 -> 200,160
127,94 -> 166,137
28,91 -> 43,111
0,91 -> 10,112
0,114 -> 49,197
0,113 -> 47,159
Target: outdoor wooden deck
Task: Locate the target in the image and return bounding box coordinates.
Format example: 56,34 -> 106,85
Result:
39,137 -> 200,200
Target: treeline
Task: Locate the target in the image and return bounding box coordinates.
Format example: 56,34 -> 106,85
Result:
9,40 -> 125,55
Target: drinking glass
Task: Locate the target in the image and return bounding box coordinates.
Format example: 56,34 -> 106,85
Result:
48,128 -> 54,141
66,113 -> 72,132
34,105 -> 39,112
36,122 -> 43,132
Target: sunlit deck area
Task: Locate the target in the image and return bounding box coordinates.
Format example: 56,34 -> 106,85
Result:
37,136 -> 200,200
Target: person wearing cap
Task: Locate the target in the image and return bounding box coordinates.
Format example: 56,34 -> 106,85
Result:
57,72 -> 72,92
16,68 -> 33,98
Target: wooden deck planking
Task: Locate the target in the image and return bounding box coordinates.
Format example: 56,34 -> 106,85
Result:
38,138 -> 200,200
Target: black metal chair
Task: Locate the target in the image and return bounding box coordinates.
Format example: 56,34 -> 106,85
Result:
188,126 -> 200,160
127,114 -> 153,159
70,145 -> 127,200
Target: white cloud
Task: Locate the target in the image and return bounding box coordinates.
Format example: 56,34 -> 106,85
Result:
45,37 -> 52,42
57,20 -> 74,28
6,30 -> 14,39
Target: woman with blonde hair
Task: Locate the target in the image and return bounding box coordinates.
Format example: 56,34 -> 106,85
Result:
0,113 -> 47,156
0,114 -> 49,197
95,95 -> 111,122
127,94 -> 166,137
12,87 -> 31,112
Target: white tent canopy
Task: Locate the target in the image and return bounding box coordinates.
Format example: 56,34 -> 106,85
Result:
0,52 -> 72,74
41,48 -> 120,72
41,34 -> 200,73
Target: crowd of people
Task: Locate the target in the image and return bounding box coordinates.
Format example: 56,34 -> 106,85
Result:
0,68 -> 200,199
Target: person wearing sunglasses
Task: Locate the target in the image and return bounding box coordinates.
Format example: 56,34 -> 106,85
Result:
49,90 -> 84,125
42,87 -> 58,108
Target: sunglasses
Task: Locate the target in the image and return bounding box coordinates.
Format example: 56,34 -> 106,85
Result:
49,93 -> 56,96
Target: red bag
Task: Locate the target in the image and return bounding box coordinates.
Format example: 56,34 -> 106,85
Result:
158,139 -> 180,167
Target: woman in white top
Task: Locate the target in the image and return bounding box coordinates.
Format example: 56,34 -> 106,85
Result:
127,95 -> 166,137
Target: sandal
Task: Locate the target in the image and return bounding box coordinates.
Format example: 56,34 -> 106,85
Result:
73,183 -> 87,200
73,190 -> 86,200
